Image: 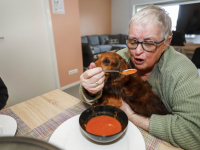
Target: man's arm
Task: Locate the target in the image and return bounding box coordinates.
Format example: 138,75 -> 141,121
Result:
120,100 -> 150,131
149,63 -> 200,149
129,114 -> 150,131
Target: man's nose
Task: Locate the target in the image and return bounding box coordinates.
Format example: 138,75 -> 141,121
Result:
135,43 -> 144,54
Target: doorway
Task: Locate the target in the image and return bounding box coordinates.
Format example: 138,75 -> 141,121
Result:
0,0 -> 59,107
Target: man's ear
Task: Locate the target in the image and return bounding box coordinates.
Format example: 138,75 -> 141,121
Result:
165,36 -> 172,46
163,36 -> 172,51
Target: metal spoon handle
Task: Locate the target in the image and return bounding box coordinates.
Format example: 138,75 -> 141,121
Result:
102,70 -> 120,73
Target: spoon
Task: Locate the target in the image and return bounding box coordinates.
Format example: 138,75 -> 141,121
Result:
103,69 -> 137,75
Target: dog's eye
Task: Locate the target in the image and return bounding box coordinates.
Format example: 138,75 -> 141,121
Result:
103,59 -> 110,65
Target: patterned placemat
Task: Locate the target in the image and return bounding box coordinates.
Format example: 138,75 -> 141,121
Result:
0,101 -> 161,150
138,127 -> 161,150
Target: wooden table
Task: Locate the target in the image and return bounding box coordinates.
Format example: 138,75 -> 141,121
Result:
0,89 -> 182,150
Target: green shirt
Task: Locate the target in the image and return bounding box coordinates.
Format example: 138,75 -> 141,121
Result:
80,46 -> 200,149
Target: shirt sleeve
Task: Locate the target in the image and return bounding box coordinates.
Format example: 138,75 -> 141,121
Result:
149,63 -> 200,149
79,84 -> 103,105
0,78 -> 9,109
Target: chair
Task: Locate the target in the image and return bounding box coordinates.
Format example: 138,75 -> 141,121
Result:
173,47 -> 186,56
82,43 -> 94,71
191,47 -> 200,68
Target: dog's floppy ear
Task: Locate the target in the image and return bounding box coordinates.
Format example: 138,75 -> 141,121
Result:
117,56 -> 129,72
108,53 -> 129,84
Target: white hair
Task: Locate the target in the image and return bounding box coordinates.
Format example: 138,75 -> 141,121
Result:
129,5 -> 172,42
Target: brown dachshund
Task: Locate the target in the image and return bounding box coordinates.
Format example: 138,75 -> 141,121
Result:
93,52 -> 169,117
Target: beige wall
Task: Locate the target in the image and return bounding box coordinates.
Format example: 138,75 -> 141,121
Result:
49,0 -> 111,88
79,0 -> 111,36
49,0 -> 83,88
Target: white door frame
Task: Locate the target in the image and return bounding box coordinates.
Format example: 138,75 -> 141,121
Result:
43,0 -> 60,89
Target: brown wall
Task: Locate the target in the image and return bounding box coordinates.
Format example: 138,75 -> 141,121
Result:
49,0 -> 83,88
79,0 -> 111,36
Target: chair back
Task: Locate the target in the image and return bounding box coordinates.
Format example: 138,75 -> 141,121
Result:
191,47 -> 200,68
82,43 -> 94,69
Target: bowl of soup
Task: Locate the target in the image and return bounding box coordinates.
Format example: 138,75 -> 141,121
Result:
79,105 -> 128,143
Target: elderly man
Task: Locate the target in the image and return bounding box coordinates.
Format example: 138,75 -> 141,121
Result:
79,5 -> 200,149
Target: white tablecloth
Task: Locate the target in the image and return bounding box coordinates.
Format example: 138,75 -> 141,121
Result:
198,69 -> 200,76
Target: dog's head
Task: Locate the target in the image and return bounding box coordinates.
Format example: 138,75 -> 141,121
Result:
94,52 -> 129,86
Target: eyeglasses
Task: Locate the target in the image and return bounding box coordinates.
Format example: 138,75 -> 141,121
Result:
125,36 -> 165,52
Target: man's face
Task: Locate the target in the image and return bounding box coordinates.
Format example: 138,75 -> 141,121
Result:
128,23 -> 168,72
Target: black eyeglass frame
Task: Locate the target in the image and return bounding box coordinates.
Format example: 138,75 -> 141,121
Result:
124,36 -> 165,52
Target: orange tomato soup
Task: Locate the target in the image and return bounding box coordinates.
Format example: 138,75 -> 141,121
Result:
86,116 -> 122,136
121,69 -> 137,75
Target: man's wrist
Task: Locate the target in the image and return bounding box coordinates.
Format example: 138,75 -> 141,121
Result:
128,113 -> 150,131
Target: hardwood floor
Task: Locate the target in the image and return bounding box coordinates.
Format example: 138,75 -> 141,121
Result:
62,83 -> 81,100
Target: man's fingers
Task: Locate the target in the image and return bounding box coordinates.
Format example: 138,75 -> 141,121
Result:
89,62 -> 96,69
83,67 -> 103,80
88,82 -> 104,94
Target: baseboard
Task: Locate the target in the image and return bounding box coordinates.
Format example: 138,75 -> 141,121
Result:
60,81 -> 80,91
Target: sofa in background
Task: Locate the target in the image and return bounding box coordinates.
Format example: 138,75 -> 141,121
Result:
81,34 -> 128,69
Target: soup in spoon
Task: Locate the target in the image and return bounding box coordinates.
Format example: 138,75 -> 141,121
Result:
121,69 -> 137,75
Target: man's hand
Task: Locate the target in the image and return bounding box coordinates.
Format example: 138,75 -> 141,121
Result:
120,100 -> 135,119
80,63 -> 105,95
120,100 -> 150,131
